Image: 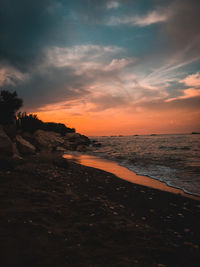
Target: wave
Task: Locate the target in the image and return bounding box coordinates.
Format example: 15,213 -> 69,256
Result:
90,134 -> 200,196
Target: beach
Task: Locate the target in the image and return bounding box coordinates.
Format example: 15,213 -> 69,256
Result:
0,153 -> 200,266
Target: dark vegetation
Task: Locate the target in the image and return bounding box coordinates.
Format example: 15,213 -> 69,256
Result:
0,90 -> 75,135
16,112 -> 75,135
0,90 -> 23,125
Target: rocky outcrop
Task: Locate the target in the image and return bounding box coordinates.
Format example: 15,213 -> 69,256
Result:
55,146 -> 67,153
0,123 -> 91,157
16,135 -> 36,155
64,133 -> 90,150
34,130 -> 64,151
0,125 -> 13,157
76,145 -> 87,152
19,130 -> 91,153
12,142 -> 23,160
91,140 -> 102,147
3,124 -> 17,141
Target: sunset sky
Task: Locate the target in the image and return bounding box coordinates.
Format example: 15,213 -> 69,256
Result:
0,0 -> 200,135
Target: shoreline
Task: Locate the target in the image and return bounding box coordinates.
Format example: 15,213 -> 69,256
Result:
0,153 -> 200,266
63,153 -> 200,201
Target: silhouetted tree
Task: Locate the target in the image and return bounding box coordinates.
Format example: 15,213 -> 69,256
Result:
0,90 -> 23,124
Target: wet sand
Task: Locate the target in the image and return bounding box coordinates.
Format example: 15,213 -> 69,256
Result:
0,153 -> 200,266
64,153 -> 200,200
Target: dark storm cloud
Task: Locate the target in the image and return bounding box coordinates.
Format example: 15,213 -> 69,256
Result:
0,0 -> 73,70
9,66 -> 90,111
0,0 -> 95,109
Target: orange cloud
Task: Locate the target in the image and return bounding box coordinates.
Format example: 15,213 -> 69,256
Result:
165,88 -> 200,102
180,72 -> 200,88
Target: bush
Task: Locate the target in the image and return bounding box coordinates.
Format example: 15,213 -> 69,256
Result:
16,112 -> 43,133
16,113 -> 75,135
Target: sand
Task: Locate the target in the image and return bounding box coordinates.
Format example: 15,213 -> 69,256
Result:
0,153 -> 200,266
64,154 -> 199,199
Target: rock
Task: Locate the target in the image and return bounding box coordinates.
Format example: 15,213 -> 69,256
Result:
91,140 -> 101,147
16,135 -> 36,154
34,130 -> 64,151
64,133 -> 90,150
0,125 -> 13,157
92,142 -> 101,147
56,146 -> 67,153
21,131 -> 36,144
12,142 -> 23,160
76,145 -> 87,152
3,124 -> 17,140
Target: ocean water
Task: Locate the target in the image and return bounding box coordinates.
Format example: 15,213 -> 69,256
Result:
89,134 -> 200,196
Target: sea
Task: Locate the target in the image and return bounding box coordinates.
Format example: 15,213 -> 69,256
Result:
89,134 -> 200,197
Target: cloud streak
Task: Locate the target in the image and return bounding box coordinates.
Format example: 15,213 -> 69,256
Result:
106,1 -> 120,9
107,10 -> 168,26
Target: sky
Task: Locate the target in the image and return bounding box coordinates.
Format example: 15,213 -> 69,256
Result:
0,0 -> 200,135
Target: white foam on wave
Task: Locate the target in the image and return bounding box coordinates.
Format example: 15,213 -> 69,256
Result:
118,161 -> 200,197
90,134 -> 200,196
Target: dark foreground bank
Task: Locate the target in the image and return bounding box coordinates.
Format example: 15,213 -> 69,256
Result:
0,153 -> 200,267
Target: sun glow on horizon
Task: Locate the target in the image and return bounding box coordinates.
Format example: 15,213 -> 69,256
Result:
36,103 -> 200,136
